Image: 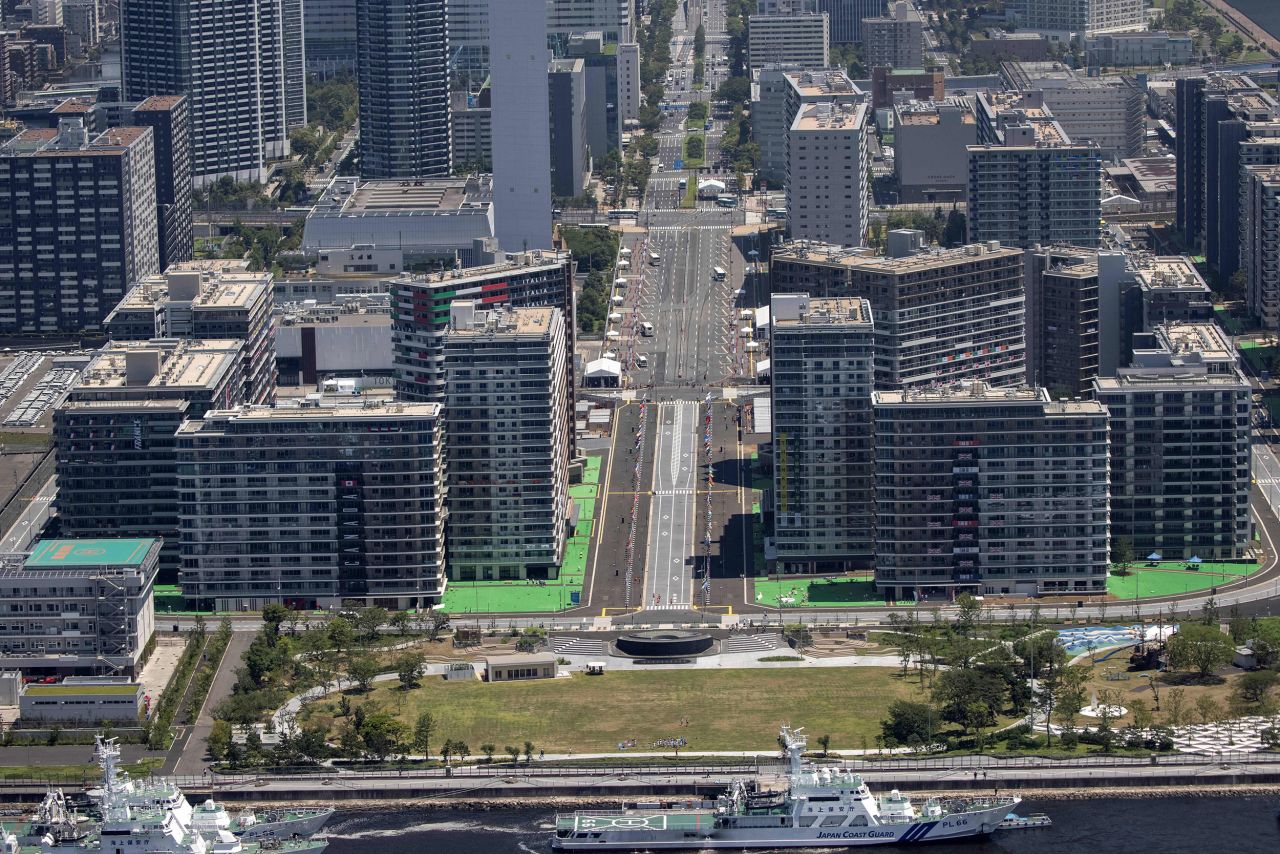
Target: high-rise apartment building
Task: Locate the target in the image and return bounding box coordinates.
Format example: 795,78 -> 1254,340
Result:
54,339 -> 246,578
617,41 -> 641,124
444,302 -> 571,581
176,400 -> 448,612
747,12 -> 830,72
753,67 -> 862,188
968,92 -> 1101,249
491,0 -> 553,251
0,120 -> 159,333
356,0 -> 451,180
786,101 -> 868,247
770,294 -> 875,572
1023,247 -> 1102,398
816,0 -> 884,45
1094,323 -> 1252,561
390,251 -> 575,401
1001,61 -> 1144,159
130,95 -> 193,270
304,0 -> 357,75
770,231 -> 1026,389
862,1 -> 923,70
1174,74 -> 1280,284
105,263 -> 277,406
121,0 -> 290,185
282,0 -> 307,129
548,57 -> 591,198
873,383 -> 1110,599
1243,164 -> 1280,330
1010,0 -> 1144,34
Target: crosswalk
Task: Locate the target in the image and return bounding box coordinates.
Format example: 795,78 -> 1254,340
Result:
653,488 -> 695,496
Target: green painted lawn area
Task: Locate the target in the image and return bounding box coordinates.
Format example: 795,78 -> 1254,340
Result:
754,577 -> 913,609
1107,561 -> 1258,599
331,667 -> 920,752
1237,340 -> 1276,376
0,759 -> 162,782
1214,307 -> 1245,335
441,455 -> 605,614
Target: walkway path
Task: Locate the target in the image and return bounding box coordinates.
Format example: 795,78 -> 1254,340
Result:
167,630 -> 252,775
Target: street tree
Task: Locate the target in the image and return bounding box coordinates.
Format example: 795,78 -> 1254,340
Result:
932,668 -> 1004,734
348,656 -> 380,693
1164,687 -> 1188,727
396,652 -> 426,689
389,611 -> 412,636
481,743 -> 496,763
355,607 -> 388,641
505,745 -> 521,765
413,711 -> 436,758
881,700 -> 940,749
954,593 -> 981,638
1167,624 -> 1233,677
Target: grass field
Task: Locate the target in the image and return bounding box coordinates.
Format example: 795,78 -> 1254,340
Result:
683,133 -> 706,169
315,667 -> 919,752
1106,561 -> 1257,599
754,576 -> 913,609
1237,339 -> 1275,376
441,453 -> 603,614
0,759 -> 162,782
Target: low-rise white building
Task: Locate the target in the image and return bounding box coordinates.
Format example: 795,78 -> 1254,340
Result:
20,677 -> 145,724
0,538 -> 160,678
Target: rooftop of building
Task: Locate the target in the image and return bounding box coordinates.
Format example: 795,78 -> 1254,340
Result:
75,339 -> 241,393
772,296 -> 871,326
112,264 -> 272,314
1132,256 -> 1208,292
387,250 -> 570,287
133,95 -> 186,112
448,303 -> 559,337
793,101 -> 866,131
25,538 -> 159,569
312,174 -> 493,217
864,1 -> 923,23
1156,322 -> 1233,360
784,68 -> 861,98
1246,163 -> 1280,183
182,399 -> 442,429
1110,156 -> 1177,195
874,382 -> 1106,414
1,120 -> 149,157
23,683 -> 141,697
1002,60 -> 1131,90
893,97 -> 975,125
772,238 -> 1020,272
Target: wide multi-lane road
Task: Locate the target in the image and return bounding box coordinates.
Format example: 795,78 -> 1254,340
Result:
637,215 -> 735,388
645,402 -> 699,610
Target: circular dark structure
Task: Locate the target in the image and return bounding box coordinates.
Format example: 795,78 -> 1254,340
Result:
615,630 -> 714,657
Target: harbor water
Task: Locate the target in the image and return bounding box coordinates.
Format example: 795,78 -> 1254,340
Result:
322,796 -> 1280,853
1222,0 -> 1280,41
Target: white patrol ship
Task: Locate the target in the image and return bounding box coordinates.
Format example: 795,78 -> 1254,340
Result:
552,726 -> 1021,849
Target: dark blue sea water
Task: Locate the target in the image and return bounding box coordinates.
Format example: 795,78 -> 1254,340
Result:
1222,0 -> 1280,41
322,796 -> 1280,854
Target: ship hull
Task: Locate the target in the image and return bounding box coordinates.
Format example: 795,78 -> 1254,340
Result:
238,811 -> 334,840
552,804 -> 1007,850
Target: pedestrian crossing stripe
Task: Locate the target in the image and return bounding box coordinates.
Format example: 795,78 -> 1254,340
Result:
653,489 -> 695,495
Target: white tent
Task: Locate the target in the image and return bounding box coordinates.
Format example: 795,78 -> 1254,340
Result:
608,312 -> 622,322
606,330 -> 621,340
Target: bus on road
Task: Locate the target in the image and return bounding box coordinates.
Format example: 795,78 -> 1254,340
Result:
712,266 -> 727,281
608,208 -> 639,219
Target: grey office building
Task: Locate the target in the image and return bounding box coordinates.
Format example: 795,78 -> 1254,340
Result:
121,0 -> 291,184
817,0 -> 885,45
356,0 -> 451,179
0,121 -> 159,333
176,400 -> 448,612
770,294 -> 875,572
873,383 -> 1111,599
1094,323 -> 1252,561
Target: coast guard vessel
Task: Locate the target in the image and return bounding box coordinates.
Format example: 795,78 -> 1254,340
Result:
552,726 -> 1020,849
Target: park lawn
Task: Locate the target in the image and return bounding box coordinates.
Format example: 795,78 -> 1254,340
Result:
1237,339 -> 1276,376
1106,561 -> 1257,600
0,759 -> 162,782
683,133 -> 706,168
335,667 -> 921,752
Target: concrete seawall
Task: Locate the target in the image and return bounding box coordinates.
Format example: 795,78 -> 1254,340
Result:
5,765 -> 1280,807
